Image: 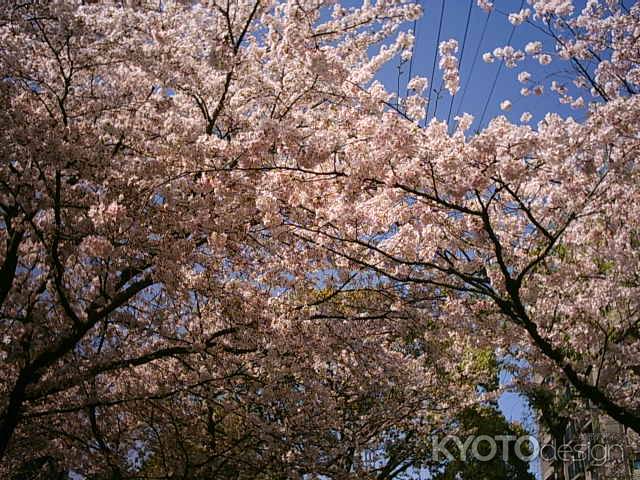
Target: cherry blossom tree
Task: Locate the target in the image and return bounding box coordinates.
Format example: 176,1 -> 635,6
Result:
2,0 -> 640,477
0,0 -> 276,472
260,0 -> 640,436
0,0 -> 487,477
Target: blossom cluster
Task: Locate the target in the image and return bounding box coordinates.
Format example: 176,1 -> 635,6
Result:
438,38 -> 460,95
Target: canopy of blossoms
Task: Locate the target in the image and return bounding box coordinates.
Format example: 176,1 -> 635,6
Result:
0,0 -> 638,477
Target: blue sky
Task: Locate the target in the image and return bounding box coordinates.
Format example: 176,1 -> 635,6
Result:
499,370 -> 540,479
377,0 -> 590,132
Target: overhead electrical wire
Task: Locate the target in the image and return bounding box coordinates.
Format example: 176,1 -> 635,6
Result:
454,7 -> 493,119
445,0 -> 474,128
477,0 -> 525,129
404,18 -> 418,100
425,0 -> 445,126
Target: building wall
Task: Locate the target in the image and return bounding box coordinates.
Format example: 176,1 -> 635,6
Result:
539,411 -> 640,480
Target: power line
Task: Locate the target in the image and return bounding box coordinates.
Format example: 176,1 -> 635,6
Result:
425,0 -> 445,126
454,7 -> 492,119
432,78 -> 444,119
477,0 -> 525,130
446,0 -> 473,128
405,18 -> 418,100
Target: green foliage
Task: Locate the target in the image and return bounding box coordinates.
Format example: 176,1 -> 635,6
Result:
459,347 -> 500,392
431,406 -> 535,480
10,456 -> 67,480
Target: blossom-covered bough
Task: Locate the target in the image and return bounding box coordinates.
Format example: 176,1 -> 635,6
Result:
1,0 -> 639,477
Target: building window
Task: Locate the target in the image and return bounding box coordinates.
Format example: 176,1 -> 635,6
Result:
632,458 -> 640,480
